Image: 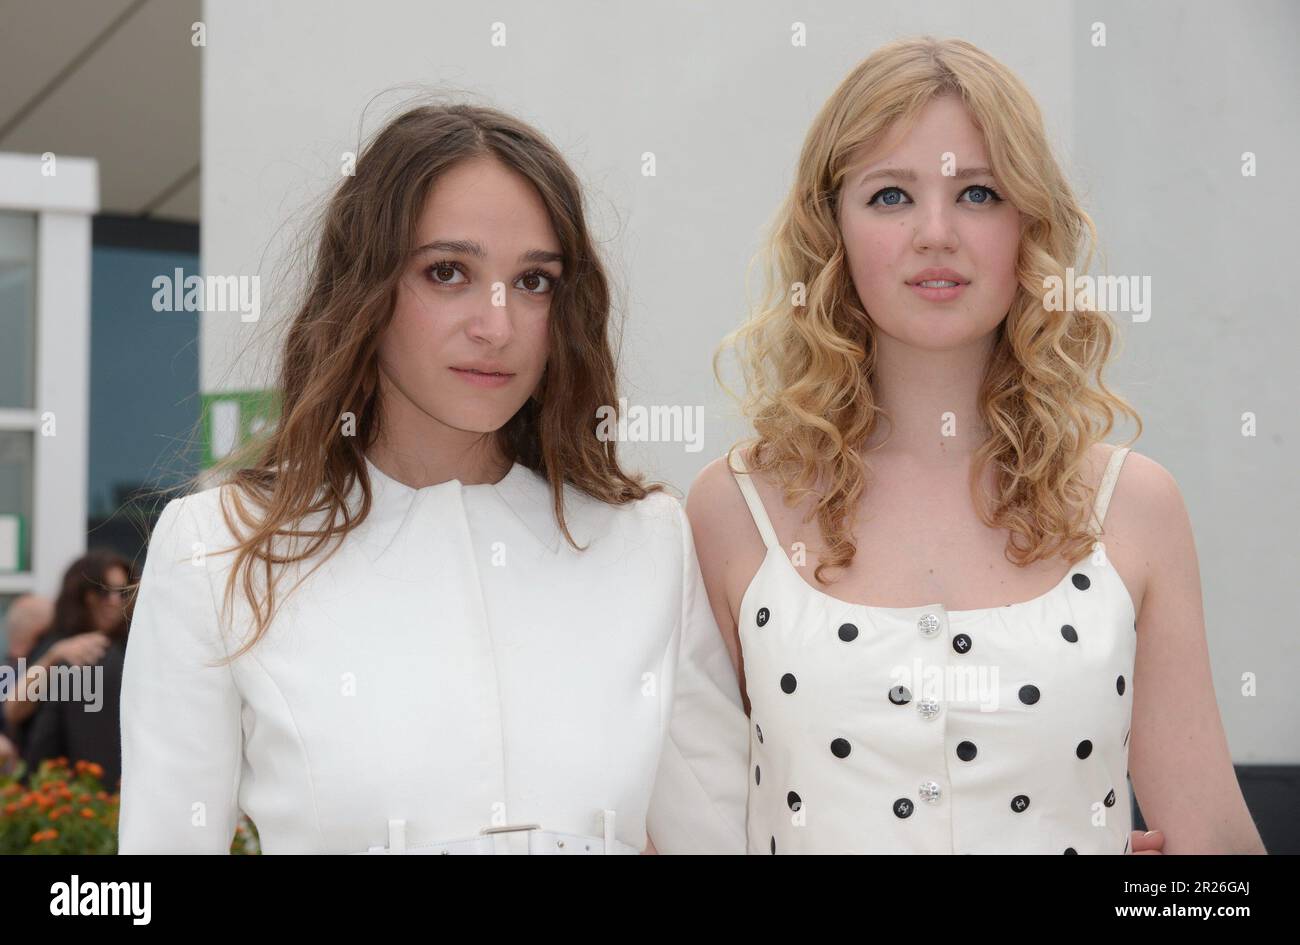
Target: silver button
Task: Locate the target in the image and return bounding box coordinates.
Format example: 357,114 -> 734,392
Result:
918,612 -> 941,637
917,697 -> 941,720
919,780 -> 943,804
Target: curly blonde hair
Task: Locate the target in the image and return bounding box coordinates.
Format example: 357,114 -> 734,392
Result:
716,36 -> 1142,586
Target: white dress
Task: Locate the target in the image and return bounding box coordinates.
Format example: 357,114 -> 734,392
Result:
118,457 -> 750,854
729,446 -> 1137,854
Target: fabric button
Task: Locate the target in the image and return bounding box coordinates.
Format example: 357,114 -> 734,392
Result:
956,740 -> 978,762
917,697 -> 941,720
917,612 -> 941,637
837,622 -> 858,642
756,606 -> 770,627
892,797 -> 914,818
1011,794 -> 1030,813
952,633 -> 972,654
919,780 -> 942,804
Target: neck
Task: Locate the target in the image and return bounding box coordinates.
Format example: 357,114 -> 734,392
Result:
367,373 -> 512,489
863,329 -> 996,463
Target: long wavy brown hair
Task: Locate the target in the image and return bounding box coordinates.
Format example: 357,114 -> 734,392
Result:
181,103 -> 659,660
717,36 -> 1142,586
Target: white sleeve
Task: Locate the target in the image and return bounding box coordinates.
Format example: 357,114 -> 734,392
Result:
645,500 -> 751,854
118,494 -> 244,854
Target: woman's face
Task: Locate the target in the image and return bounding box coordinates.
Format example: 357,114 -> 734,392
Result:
837,93 -> 1023,351
378,156 -> 559,439
88,565 -> 128,635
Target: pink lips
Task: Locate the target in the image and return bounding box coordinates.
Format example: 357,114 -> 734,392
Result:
908,282 -> 966,302
449,367 -> 514,388
906,268 -> 970,303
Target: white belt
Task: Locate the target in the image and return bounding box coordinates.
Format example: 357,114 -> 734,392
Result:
354,810 -> 638,855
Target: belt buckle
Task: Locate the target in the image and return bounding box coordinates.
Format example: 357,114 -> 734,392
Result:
481,822 -> 542,855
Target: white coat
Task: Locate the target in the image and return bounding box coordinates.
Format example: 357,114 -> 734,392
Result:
118,458 -> 750,854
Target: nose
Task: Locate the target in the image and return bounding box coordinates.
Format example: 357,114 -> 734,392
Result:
911,202 -> 960,254
466,283 -> 515,346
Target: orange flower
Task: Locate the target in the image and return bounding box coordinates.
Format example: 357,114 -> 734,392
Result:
86,762 -> 104,778
80,808 -> 95,819
3,802 -> 16,815
31,828 -> 59,843
95,791 -> 108,801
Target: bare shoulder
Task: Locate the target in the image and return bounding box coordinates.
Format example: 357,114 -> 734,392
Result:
685,451 -> 757,539
685,450 -> 769,618
1099,444 -> 1190,533
1091,444 -> 1195,618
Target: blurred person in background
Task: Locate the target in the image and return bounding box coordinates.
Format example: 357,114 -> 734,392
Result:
1,593 -> 54,773
17,551 -> 134,788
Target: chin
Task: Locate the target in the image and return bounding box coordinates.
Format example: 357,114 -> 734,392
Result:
437,407 -> 526,436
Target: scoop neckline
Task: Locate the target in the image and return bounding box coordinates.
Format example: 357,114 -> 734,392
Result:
363,455 -> 520,495
745,540 -> 1136,622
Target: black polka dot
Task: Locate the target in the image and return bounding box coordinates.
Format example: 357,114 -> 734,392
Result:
1076,739 -> 1093,759
1116,675 -> 1126,695
1060,624 -> 1078,643
1104,788 -> 1116,807
837,622 -> 858,642
892,798 -> 914,819
1019,684 -> 1041,705
888,685 -> 912,706
956,741 -> 978,762
780,673 -> 797,694
1072,573 -> 1091,590
770,836 -> 775,854
754,765 -> 760,785
952,633 -> 972,654
756,606 -> 770,627
1064,847 -> 1077,855
755,723 -> 764,744
830,737 -> 851,758
787,791 -> 801,811
1011,794 -> 1030,813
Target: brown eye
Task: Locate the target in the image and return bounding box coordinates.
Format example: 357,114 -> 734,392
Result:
515,271 -> 556,294
427,262 -> 467,285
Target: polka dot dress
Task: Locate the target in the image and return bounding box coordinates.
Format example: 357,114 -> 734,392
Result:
731,447 -> 1137,854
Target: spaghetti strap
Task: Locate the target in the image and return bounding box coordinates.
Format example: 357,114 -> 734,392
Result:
1091,446 -> 1132,535
726,449 -> 781,552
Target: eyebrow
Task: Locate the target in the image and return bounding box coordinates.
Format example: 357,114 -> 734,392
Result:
410,239 -> 563,265
855,166 -> 996,187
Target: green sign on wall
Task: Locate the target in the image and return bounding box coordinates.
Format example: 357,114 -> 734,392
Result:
200,389 -> 281,468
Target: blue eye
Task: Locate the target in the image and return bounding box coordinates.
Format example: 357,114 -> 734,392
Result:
868,186 -> 909,207
962,185 -> 1003,204
866,184 -> 1005,208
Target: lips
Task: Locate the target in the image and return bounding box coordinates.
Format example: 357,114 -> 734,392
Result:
450,365 -> 514,377
907,267 -> 970,286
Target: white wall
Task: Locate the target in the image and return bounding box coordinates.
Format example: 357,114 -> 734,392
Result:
202,0 -> 1297,762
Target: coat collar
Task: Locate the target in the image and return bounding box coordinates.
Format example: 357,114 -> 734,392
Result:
363,456 -> 598,555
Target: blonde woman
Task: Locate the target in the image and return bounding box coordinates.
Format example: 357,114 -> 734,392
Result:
118,104 -> 748,854
688,38 -> 1264,854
